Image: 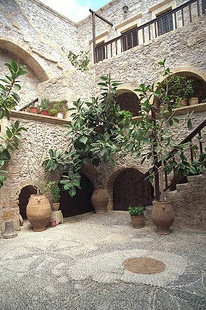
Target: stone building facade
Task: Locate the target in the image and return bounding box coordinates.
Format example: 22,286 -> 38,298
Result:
0,0 -> 206,230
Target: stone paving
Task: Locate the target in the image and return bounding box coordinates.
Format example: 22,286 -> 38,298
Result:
0,211 -> 206,310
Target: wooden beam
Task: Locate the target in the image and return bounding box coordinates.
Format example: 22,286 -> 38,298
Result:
89,9 -> 113,26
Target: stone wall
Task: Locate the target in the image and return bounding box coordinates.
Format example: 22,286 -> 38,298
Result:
167,173 -> 206,230
0,113 -> 70,231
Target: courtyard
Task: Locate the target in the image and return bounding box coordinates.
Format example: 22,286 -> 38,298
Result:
0,211 -> 206,310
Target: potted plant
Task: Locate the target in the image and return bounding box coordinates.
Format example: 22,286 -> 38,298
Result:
29,106 -> 38,114
49,108 -> 58,117
50,183 -> 60,211
43,76 -> 134,214
133,60 -> 193,234
39,99 -> 50,116
26,181 -> 55,232
128,206 -> 145,228
167,75 -> 195,106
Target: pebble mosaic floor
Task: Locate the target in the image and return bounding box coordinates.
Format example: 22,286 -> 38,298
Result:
0,211 -> 205,310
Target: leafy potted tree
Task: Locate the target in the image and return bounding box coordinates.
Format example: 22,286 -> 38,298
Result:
128,206 -> 145,228
43,76 -> 134,214
133,60 -> 192,234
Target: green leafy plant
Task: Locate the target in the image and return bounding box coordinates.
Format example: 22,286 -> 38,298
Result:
0,121 -> 27,187
40,98 -> 50,111
35,181 -> 56,195
0,60 -> 27,119
51,183 -> 60,203
49,108 -> 57,116
133,59 -> 193,201
128,206 -> 144,216
167,75 -> 195,100
68,50 -> 90,71
43,75 -> 134,197
0,61 -> 27,188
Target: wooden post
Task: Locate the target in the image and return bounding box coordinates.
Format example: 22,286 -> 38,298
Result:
91,11 -> 96,63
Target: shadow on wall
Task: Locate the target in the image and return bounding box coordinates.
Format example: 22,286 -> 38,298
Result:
113,168 -> 154,210
18,185 -> 37,220
59,174 -> 94,218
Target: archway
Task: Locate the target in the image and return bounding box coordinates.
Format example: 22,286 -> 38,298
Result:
59,174 -> 94,217
117,89 -> 140,116
0,39 -> 48,82
18,185 -> 37,219
157,69 -> 206,104
113,168 -> 153,210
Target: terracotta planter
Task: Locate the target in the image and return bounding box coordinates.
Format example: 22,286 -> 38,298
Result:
179,99 -> 188,106
40,110 -> 49,116
131,215 -> 144,229
26,194 -> 51,232
51,202 -> 60,211
189,97 -> 198,105
151,201 -> 175,235
91,189 -> 109,214
29,107 -> 38,114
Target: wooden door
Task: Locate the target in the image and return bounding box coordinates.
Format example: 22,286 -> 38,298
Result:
113,168 -> 153,210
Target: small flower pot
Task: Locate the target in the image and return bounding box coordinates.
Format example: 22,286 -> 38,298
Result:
40,110 -> 49,116
179,99 -> 188,106
189,97 -> 199,105
29,107 -> 38,114
50,220 -> 57,227
131,215 -> 145,229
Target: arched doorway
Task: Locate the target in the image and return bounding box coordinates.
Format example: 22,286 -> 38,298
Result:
18,185 -> 37,219
60,174 -> 94,217
113,168 -> 153,210
117,90 -> 140,116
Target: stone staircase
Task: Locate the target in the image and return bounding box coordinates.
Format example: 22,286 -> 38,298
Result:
145,170 -> 206,230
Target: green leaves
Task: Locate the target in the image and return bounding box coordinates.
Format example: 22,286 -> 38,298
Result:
0,121 -> 26,188
0,60 -> 27,120
68,50 -> 90,71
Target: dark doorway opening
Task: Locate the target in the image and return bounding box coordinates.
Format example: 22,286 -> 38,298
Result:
60,174 -> 94,217
113,168 -> 153,210
18,185 -> 37,219
117,91 -> 140,116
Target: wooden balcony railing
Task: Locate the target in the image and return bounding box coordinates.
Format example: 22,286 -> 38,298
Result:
95,0 -> 206,63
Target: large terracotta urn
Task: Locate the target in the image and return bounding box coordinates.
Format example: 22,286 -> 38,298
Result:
26,194 -> 51,232
91,189 -> 109,214
151,201 -> 175,235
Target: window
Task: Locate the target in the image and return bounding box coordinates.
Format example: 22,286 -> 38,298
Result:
95,41 -> 105,62
156,8 -> 173,36
121,26 -> 138,52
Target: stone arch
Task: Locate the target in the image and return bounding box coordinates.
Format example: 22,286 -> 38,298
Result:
18,185 -> 37,220
107,165 -> 152,210
157,67 -> 206,103
59,171 -> 95,218
0,38 -> 49,82
116,88 -> 140,116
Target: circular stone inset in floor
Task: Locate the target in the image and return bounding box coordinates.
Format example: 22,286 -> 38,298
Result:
123,257 -> 166,274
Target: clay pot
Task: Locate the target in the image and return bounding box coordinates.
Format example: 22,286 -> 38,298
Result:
29,107 -> 38,114
179,99 -> 188,106
131,215 -> 144,229
51,202 -> 60,211
26,194 -> 51,232
151,201 -> 175,235
189,97 -> 198,105
91,189 -> 109,214
40,110 -> 49,116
